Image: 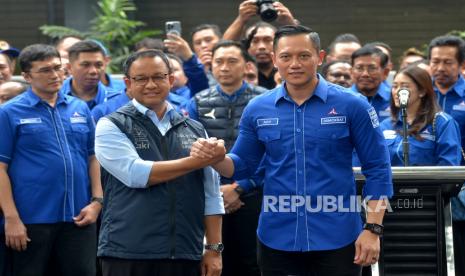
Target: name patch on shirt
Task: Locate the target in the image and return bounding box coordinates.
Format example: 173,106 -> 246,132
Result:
383,130 -> 396,139
367,107 -> 379,128
452,104 -> 465,111
257,118 -> 279,127
19,118 -> 42,124
70,117 -> 87,124
420,130 -> 435,141
320,116 -> 346,125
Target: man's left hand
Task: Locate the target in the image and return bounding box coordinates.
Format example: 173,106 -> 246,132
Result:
73,202 -> 102,227
353,230 -> 380,266
201,250 -> 222,276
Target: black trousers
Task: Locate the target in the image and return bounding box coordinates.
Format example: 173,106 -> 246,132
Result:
257,240 -> 362,276
453,220 -> 465,276
100,257 -> 201,276
3,223 -> 96,276
221,191 -> 262,276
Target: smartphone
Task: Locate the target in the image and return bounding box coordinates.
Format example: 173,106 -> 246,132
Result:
165,21 -> 182,36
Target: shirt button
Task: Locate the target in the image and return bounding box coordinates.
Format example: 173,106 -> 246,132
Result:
331,134 -> 336,139
297,109 -> 302,113
298,170 -> 303,175
297,149 -> 302,154
296,128 -> 301,133
298,191 -> 304,195
299,212 -> 304,217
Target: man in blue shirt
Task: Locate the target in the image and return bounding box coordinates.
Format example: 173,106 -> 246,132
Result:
94,50 -> 224,276
350,45 -> 391,122
61,40 -> 119,110
0,44 -> 102,276
192,25 -> 393,276
428,34 -> 465,275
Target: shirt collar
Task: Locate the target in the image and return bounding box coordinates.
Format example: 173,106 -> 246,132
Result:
132,98 -> 174,120
25,87 -> 68,106
274,74 -> 328,105
350,82 -> 391,101
216,81 -> 248,101
435,74 -> 465,97
62,77 -> 108,107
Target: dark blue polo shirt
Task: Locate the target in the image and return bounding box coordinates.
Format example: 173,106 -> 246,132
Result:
61,77 -> 120,110
0,89 -> 95,224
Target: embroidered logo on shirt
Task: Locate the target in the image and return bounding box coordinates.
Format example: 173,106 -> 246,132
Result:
321,116 -> 346,125
70,112 -> 87,124
383,130 -> 396,139
367,107 -> 379,128
453,101 -> 465,111
257,118 -> 279,127
328,108 -> 338,115
19,118 -> 42,124
204,109 -> 216,119
133,125 -> 150,150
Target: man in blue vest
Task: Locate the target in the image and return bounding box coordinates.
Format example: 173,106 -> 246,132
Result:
95,49 -> 224,276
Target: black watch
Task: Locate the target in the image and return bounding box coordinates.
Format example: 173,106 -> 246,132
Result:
204,243 -> 224,253
363,223 -> 384,236
91,197 -> 104,206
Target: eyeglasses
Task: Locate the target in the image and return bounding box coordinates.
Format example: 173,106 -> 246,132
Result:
353,65 -> 380,74
131,74 -> 169,86
29,65 -> 64,75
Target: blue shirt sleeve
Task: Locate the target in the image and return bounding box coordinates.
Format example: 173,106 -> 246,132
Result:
84,105 -> 96,156
350,101 -> 393,199
0,108 -> 14,164
435,113 -> 462,166
229,103 -> 266,181
95,118 -> 153,188
183,54 -> 209,97
203,166 -> 225,215
91,105 -> 105,123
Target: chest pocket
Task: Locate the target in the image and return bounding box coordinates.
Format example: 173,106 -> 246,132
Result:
308,126 -> 351,161
257,127 -> 282,158
18,124 -> 52,149
67,123 -> 90,151
409,138 -> 435,165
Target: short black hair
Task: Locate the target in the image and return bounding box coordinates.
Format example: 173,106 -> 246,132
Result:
134,38 -> 165,52
19,44 -> 60,72
191,24 -> 222,40
123,49 -> 172,77
243,22 -> 277,50
321,60 -> 351,78
166,53 -> 183,66
327,33 -> 360,54
273,25 -> 320,52
211,40 -> 249,62
428,35 -> 465,64
351,45 -> 389,68
67,40 -> 105,62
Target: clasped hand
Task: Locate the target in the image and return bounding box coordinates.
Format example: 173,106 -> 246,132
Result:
190,137 -> 226,165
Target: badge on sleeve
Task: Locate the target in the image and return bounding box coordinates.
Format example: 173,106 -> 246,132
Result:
367,107 -> 379,128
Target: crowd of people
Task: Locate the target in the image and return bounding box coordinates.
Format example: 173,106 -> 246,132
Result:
1,1 -> 465,275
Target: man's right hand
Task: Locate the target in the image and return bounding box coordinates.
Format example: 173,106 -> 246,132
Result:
5,216 -> 30,251
238,0 -> 258,24
199,51 -> 213,71
191,138 -> 226,165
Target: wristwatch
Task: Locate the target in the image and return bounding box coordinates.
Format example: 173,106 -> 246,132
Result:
91,197 -> 104,206
204,243 -> 224,253
363,223 -> 384,236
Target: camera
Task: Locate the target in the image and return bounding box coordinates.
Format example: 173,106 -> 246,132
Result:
256,0 -> 278,22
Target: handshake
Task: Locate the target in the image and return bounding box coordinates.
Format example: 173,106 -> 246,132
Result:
190,137 -> 226,166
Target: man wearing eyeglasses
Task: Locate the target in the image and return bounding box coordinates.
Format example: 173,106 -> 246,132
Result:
0,44 -> 102,276
350,45 -> 391,122
94,50 -> 225,276
61,40 -> 120,110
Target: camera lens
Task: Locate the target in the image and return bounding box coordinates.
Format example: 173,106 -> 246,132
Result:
257,1 -> 278,22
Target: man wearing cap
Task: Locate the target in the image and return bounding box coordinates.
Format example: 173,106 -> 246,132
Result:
0,41 -> 20,85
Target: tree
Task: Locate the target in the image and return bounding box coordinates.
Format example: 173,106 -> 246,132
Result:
40,0 -> 160,72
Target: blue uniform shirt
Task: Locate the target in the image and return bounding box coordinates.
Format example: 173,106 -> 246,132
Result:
379,113 -> 462,166
61,77 -> 120,110
103,73 -> 126,92
351,81 -> 391,122
92,91 -> 131,122
0,88 -> 95,224
434,75 -> 465,153
229,76 -> 393,251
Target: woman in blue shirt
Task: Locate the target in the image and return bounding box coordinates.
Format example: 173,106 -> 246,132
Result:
380,64 -> 462,166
